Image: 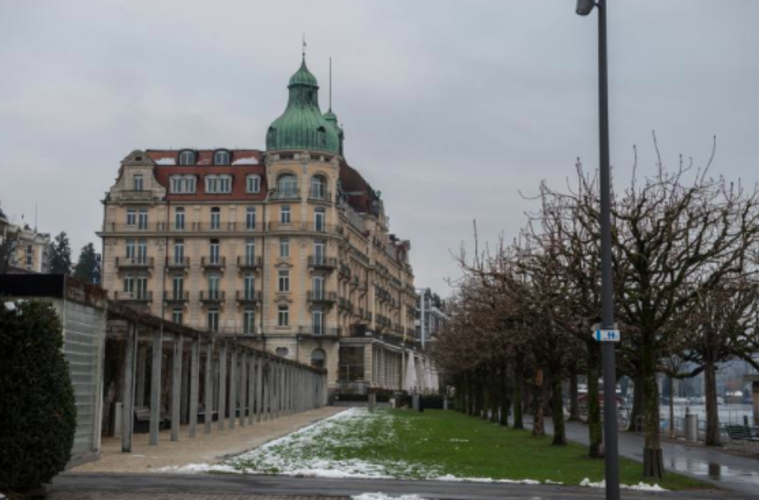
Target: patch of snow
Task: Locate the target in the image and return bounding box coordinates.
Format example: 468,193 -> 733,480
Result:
232,157 -> 259,165
155,463 -> 242,474
154,158 -> 176,165
580,478 -> 667,492
353,494 -> 426,500
4,301 -> 16,311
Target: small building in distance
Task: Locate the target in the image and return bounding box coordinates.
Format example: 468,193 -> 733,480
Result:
0,205 -> 51,273
415,288 -> 448,346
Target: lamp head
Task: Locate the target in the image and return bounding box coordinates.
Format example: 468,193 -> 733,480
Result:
576,0 -> 596,16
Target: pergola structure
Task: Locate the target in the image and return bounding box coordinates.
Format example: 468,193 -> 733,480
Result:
107,301 -> 328,452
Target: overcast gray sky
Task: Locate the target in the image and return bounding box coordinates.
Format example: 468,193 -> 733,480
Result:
1,1 -> 758,294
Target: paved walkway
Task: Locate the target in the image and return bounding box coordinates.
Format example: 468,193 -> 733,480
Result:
49,474 -> 733,500
523,416 -> 759,499
72,407 -> 344,473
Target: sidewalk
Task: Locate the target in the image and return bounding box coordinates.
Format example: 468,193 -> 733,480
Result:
524,416 -> 759,499
71,406 -> 345,473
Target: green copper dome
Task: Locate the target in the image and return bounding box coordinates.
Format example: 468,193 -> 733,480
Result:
266,58 -> 341,155
323,109 -> 345,156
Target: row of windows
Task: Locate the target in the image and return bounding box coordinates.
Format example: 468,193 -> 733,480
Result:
200,303 -> 327,331
162,173 -> 326,198
126,204 -> 326,230
176,150 -> 254,166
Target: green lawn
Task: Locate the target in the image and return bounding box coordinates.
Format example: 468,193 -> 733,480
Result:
227,408 -> 710,491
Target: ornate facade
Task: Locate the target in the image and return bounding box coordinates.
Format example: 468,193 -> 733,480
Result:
99,56 -> 420,395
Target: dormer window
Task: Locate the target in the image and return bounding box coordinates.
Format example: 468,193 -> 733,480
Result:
214,150 -> 230,165
205,174 -> 232,194
179,150 -> 195,166
133,174 -> 144,192
246,174 -> 261,193
170,175 -> 197,194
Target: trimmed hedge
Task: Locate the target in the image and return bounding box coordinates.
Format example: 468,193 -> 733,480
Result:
0,300 -> 77,495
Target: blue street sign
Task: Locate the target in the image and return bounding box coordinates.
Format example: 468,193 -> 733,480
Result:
593,329 -> 621,342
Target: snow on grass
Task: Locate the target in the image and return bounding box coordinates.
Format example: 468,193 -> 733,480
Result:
353,494 -> 426,500
580,478 -> 667,492
157,408 -> 667,492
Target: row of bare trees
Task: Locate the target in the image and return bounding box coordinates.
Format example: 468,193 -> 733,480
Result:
431,140 -> 759,478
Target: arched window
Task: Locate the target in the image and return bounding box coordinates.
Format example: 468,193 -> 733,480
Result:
275,347 -> 289,357
276,174 -> 298,199
206,175 -> 232,194
179,150 -> 195,166
310,175 -> 327,200
246,174 -> 261,193
214,150 -> 230,165
311,348 -> 326,369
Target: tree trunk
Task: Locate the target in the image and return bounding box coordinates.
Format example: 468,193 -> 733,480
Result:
587,342 -> 603,458
704,357 -> 721,446
628,373 -> 644,432
513,360 -> 524,429
668,376 -> 675,439
551,367 -> 567,445
499,364 -> 510,426
523,373 -> 533,416
532,368 -> 545,437
569,365 -> 581,422
542,368 -> 552,417
642,340 -> 664,479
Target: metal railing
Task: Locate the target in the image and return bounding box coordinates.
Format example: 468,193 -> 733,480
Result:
199,290 -> 225,302
166,257 -> 190,269
308,188 -> 332,202
308,256 -> 338,269
237,256 -> 262,268
114,290 -> 152,301
235,290 -> 262,302
163,291 -> 189,302
270,189 -> 300,200
116,256 -> 154,268
307,290 -> 338,303
201,256 -> 226,268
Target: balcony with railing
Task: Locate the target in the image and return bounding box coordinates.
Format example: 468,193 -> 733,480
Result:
308,188 -> 332,203
237,255 -> 262,270
307,290 -> 337,304
308,255 -> 338,270
163,290 -> 189,303
115,256 -> 154,269
236,290 -> 262,304
270,188 -> 300,201
113,189 -> 158,202
166,257 -> 190,270
201,256 -> 226,269
200,290 -> 225,303
114,290 -> 153,302
297,325 -> 341,337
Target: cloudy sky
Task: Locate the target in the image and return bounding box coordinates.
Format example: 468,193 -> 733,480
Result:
1,1 -> 758,294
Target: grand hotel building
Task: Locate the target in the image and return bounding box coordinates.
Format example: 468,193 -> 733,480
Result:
99,56 -> 422,396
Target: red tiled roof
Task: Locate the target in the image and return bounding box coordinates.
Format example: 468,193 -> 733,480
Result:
147,150 -> 267,201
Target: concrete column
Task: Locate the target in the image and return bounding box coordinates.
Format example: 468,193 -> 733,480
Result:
181,349 -> 190,424
265,359 -> 272,420
256,356 -> 264,422
218,342 -> 227,431
135,344 -> 147,407
171,335 -> 183,442
149,329 -> 163,446
248,354 -> 255,425
189,338 -> 200,438
239,350 -> 247,428
204,341 -> 214,435
229,346 -> 237,430
121,323 -> 137,453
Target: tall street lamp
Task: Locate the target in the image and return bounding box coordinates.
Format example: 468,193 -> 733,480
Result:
576,1 -> 620,500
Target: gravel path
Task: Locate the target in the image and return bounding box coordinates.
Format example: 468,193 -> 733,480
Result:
70,407 -> 345,473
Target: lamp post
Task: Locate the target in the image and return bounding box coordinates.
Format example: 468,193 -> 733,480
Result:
576,1 -> 620,499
